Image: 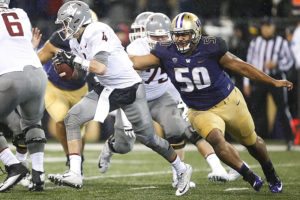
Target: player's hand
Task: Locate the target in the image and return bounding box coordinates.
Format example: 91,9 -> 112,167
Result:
52,50 -> 76,68
177,100 -> 189,121
31,27 -> 42,49
274,80 -> 293,91
124,127 -> 135,138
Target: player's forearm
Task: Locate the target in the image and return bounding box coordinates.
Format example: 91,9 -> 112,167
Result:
238,62 -> 277,86
130,54 -> 159,70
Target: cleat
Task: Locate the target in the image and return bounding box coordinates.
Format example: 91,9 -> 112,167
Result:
175,164 -> 192,196
227,168 -> 241,181
208,170 -> 229,182
269,179 -> 283,193
28,169 -> 45,191
172,179 -> 196,188
252,175 -> 264,192
0,163 -> 29,192
48,171 -> 82,189
98,140 -> 113,173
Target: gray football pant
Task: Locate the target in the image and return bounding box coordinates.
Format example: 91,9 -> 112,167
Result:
0,66 -> 47,153
113,91 -> 188,153
65,84 -> 175,161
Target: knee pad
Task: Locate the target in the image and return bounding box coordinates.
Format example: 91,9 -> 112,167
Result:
185,126 -> 203,145
107,135 -> 134,154
12,133 -> 27,149
24,124 -> 47,145
166,135 -> 186,150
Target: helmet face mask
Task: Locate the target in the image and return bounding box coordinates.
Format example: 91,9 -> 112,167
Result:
0,0 -> 10,8
145,13 -> 171,49
129,11 -> 153,42
171,12 -> 201,53
56,1 -> 92,40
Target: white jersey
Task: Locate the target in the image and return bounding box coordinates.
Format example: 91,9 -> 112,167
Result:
0,8 -> 42,75
69,22 -> 141,89
126,37 -> 172,101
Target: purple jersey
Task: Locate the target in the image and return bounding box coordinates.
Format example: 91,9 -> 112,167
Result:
43,31 -> 86,90
151,36 -> 234,110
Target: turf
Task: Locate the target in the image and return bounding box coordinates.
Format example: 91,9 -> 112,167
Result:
0,144 -> 299,200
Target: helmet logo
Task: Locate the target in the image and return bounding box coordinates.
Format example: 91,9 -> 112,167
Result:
63,3 -> 78,17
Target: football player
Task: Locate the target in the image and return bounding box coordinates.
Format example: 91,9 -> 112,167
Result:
98,13 -> 230,186
130,12 -> 292,193
48,1 -> 192,196
0,0 -> 47,192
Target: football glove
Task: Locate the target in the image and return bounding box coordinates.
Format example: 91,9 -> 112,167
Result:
52,50 -> 76,68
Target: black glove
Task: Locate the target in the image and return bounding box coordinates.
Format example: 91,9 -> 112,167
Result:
52,50 -> 76,68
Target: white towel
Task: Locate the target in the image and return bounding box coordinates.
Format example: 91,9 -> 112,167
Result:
93,87 -> 114,123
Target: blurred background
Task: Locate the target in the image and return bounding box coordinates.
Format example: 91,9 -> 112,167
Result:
3,0 -> 300,149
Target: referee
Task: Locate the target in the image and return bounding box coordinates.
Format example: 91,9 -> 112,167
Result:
244,17 -> 294,150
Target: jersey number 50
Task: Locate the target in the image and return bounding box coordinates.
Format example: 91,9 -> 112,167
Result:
1,12 -> 24,36
175,67 -> 211,92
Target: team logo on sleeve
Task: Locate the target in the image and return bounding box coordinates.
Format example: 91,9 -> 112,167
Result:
172,57 -> 178,64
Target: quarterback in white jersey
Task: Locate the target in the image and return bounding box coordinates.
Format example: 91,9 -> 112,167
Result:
0,0 -> 47,192
48,2 -> 192,196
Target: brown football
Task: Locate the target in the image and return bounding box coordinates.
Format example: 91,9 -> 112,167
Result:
54,63 -> 74,80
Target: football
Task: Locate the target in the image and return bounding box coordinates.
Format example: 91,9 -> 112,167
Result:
54,63 -> 74,80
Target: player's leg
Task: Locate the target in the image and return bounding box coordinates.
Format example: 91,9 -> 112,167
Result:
19,67 -> 47,191
4,110 -> 31,187
224,87 -> 282,193
188,90 -> 263,191
121,84 -> 192,196
49,91 -> 98,188
148,93 -> 196,187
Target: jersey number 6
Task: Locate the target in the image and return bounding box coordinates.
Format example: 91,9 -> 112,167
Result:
1,12 -> 24,36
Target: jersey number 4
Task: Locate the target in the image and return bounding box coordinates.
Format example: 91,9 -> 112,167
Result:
1,12 -> 24,36
175,67 -> 211,92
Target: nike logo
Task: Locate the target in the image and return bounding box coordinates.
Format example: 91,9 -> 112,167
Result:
236,100 -> 240,105
198,59 -> 205,64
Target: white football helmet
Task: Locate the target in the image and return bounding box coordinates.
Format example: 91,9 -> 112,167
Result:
145,13 -> 171,49
0,0 -> 9,8
56,1 -> 92,40
171,12 -> 202,53
129,11 -> 154,42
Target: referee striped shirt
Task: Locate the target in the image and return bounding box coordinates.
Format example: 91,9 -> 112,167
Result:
244,35 -> 294,86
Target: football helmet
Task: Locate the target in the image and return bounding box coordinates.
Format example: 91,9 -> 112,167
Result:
145,13 -> 171,49
129,11 -> 154,42
0,0 -> 10,8
56,1 -> 92,40
170,12 -> 202,53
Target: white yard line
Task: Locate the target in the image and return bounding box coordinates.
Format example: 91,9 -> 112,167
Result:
23,143 -> 300,152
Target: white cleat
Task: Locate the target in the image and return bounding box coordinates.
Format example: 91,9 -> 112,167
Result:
172,179 -> 196,188
175,164 -> 193,196
227,168 -> 241,181
98,141 -> 113,173
48,170 -> 83,189
208,170 -> 229,182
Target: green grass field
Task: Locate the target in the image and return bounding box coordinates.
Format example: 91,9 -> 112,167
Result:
1,143 -> 300,200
